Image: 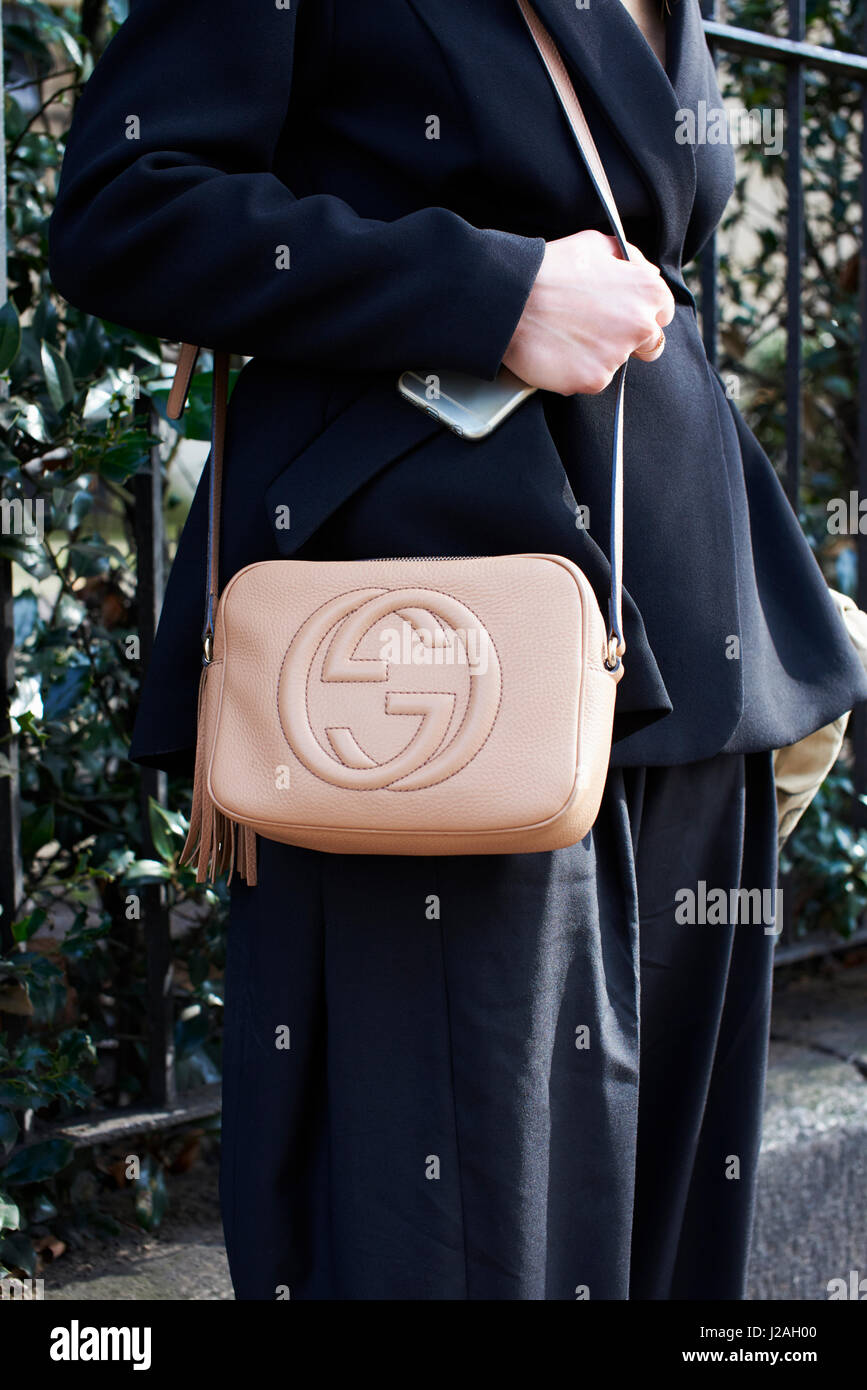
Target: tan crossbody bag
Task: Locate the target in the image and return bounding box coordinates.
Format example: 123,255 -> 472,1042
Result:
168,0 -> 631,885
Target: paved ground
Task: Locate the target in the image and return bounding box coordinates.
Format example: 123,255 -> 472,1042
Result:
747,949 -> 867,1300
41,953 -> 867,1301
42,1148 -> 232,1301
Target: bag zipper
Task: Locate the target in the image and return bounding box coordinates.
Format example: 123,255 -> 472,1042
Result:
362,555 -> 491,562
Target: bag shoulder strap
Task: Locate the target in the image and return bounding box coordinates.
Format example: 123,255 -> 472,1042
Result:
168,0 -> 629,669
516,0 -> 628,668
166,342 -> 228,663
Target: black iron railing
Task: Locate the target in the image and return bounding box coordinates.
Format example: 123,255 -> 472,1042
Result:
698,2 -> 867,509
699,3 -> 867,876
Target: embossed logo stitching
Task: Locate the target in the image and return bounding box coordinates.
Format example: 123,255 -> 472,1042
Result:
277,587 -> 502,791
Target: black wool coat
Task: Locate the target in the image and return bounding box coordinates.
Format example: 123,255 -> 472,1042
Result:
48,0 -> 867,774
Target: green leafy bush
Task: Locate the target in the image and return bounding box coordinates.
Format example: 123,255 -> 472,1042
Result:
0,0 -> 229,1276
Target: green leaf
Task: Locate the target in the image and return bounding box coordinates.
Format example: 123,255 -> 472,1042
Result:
0,1231 -> 35,1278
40,340 -> 75,413
0,302 -> 22,374
43,663 -> 90,721
55,26 -> 84,69
124,858 -> 172,883
11,907 -> 47,944
0,1081 -> 37,1108
13,710 -> 49,744
20,804 -> 55,862
1,1138 -> 74,1186
29,1191 -> 57,1223
65,315 -> 107,379
0,1110 -> 19,1159
148,800 -> 173,861
158,367 -> 238,440
148,798 -> 186,861
14,1039 -> 52,1072
0,1191 -> 21,1232
98,434 -> 151,483
52,1074 -> 94,1109
56,1030 -> 97,1069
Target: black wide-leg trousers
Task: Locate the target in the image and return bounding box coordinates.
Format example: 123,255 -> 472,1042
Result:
219,748 -> 778,1300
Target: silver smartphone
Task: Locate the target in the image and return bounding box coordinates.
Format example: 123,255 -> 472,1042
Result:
397,366 -> 536,440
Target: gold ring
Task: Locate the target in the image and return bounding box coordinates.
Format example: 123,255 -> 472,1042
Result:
654,330 -> 666,351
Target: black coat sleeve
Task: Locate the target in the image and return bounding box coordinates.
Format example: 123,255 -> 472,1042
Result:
48,0 -> 545,378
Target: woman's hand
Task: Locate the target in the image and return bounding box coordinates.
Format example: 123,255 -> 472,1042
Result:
502,230 -> 676,395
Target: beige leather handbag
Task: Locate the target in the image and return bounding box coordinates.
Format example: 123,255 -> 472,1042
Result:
170,0 -> 630,885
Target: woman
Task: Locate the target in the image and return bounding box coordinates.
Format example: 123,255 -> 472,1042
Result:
48,0 -> 867,1300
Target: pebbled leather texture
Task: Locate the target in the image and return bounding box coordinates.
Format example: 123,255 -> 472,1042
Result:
195,554 -> 621,859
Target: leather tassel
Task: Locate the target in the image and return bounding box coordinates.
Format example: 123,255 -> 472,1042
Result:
177,667 -> 258,886
232,822 -> 259,887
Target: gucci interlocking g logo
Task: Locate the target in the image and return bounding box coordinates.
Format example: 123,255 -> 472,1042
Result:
277,587 -> 502,791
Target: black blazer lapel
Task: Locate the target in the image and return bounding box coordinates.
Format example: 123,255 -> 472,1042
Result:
528,0 -> 698,266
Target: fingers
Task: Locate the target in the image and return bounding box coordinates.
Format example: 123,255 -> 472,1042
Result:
631,326 -> 666,363
654,278 -> 676,327
622,238 -> 653,264
565,232 -> 675,321
630,257 -> 675,322
623,250 -> 675,359
512,230 -> 678,392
